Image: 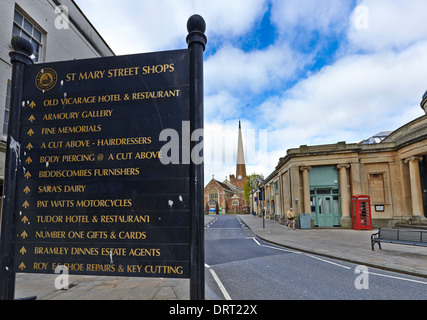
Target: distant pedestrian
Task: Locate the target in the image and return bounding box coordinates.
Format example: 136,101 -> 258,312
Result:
287,208 -> 295,230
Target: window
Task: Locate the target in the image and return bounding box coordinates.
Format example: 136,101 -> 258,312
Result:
317,189 -> 331,195
12,10 -> 42,62
232,200 -> 239,206
209,192 -> 218,202
274,181 -> 279,195
3,81 -> 11,138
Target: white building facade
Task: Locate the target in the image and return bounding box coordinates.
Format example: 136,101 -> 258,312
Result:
0,0 -> 114,207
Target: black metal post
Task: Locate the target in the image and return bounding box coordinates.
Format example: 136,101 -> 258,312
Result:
0,37 -> 34,300
186,15 -> 207,300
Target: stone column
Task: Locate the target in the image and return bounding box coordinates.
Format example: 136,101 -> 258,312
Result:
405,156 -> 425,220
337,164 -> 352,228
300,166 -> 312,214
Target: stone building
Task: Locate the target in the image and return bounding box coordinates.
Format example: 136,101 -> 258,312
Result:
254,93 -> 427,228
204,121 -> 248,214
0,0 -> 114,212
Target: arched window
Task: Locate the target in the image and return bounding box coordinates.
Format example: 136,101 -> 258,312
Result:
209,189 -> 219,206
209,192 -> 218,201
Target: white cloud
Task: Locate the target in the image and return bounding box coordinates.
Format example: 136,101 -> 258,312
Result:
271,0 -> 353,40
75,0 -> 268,54
348,0 -> 427,52
205,43 -> 302,96
194,0 -> 268,38
258,40 -> 427,155
205,91 -> 240,122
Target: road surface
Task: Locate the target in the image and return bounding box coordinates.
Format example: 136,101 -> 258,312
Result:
205,215 -> 427,300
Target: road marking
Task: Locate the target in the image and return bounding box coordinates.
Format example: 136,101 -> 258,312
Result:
209,228 -> 244,230
205,218 -> 218,228
249,237 -> 300,254
304,254 -> 351,270
205,263 -> 233,300
209,269 -> 232,300
250,237 -> 427,284
363,270 -> 427,285
205,263 -> 232,300
251,238 -> 261,246
249,237 -> 351,270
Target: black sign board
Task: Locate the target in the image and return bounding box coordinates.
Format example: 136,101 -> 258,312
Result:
12,49 -> 192,278
0,14 -> 206,300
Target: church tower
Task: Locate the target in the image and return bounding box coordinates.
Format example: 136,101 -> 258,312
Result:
236,120 -> 246,180
229,120 -> 247,189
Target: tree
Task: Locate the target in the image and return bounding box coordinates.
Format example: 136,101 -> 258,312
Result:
243,173 -> 264,204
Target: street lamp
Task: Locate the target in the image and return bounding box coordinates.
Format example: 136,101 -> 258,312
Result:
258,178 -> 265,229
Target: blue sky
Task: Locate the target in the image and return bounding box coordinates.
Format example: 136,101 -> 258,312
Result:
75,0 -> 427,184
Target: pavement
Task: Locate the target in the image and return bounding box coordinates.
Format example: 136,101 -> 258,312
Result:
14,214 -> 427,300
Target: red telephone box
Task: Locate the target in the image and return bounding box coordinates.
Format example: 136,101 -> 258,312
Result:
351,195 -> 373,230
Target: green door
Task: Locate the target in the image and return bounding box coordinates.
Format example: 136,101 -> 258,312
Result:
311,189 -> 341,227
309,166 -> 342,227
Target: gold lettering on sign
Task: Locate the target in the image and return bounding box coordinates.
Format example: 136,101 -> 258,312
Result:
93,168 -> 140,177
86,264 -> 115,272
37,185 -> 87,193
36,199 -> 132,208
97,137 -> 151,147
81,110 -> 113,118
78,70 -> 106,80
99,215 -> 150,223
141,64 -> 174,75
65,140 -> 90,148
43,112 -> 80,121
107,67 -> 140,78
128,248 -> 161,257
132,89 -> 181,100
71,247 -> 99,256
39,169 -> 92,178
58,125 -> 102,134
144,265 -> 183,275
76,199 -> 132,208
34,247 -> 69,255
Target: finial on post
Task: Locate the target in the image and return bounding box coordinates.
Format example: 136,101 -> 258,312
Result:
10,36 -> 34,65
187,14 -> 206,33
186,15 -> 207,51
11,36 -> 34,56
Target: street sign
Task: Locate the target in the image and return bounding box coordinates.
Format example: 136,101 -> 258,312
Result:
13,50 -> 192,278
0,14 -> 207,301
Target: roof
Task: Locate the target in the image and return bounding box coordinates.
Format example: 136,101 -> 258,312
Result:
361,131 -> 393,145
205,178 -> 232,192
222,179 -> 243,192
204,177 -> 244,196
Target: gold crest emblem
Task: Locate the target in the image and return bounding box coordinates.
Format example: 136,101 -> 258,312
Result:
35,68 -> 57,92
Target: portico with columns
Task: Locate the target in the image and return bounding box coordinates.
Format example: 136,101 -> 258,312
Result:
261,92 -> 427,229
337,163 -> 352,228
404,156 -> 426,223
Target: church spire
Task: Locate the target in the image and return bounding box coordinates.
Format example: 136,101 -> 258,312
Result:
236,120 -> 246,180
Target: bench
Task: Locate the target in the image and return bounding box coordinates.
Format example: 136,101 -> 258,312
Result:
371,228 -> 427,251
